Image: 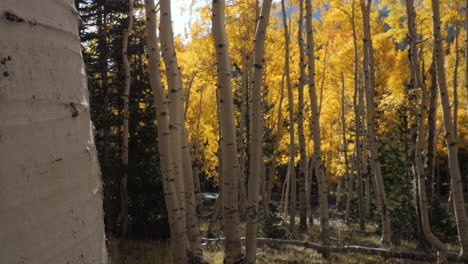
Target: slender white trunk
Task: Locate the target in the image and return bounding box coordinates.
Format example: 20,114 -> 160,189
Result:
144,1 -> 188,262
0,1 -> 108,262
360,0 -> 391,245
159,0 -> 202,258
246,0 -> 273,262
406,1 -> 447,261
431,0 -> 468,258
297,0 -> 308,231
281,0 -> 297,233
119,0 -> 134,237
212,0 -> 244,262
306,0 -> 330,245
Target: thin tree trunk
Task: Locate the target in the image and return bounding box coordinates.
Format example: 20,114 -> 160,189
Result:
453,25 -> 459,139
160,0 -> 202,259
466,0 -> 468,117
306,0 -> 330,245
281,0 -> 297,233
266,75 -> 285,208
406,0 -> 447,260
431,0 -> 468,258
212,1 -> 244,262
119,0 -> 134,237
360,0 -> 392,245
144,1 -> 188,262
426,61 -> 437,201
297,0 -> 308,232
246,0 -> 273,262
342,73 -> 352,225
351,0 -> 365,230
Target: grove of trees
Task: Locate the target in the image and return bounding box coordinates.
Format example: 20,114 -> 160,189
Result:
2,0 -> 468,263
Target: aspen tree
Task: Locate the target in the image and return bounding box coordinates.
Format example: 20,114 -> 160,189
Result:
119,0 -> 134,237
144,1 -> 188,262
341,73 -> 352,225
360,0 -> 392,245
350,0 -> 365,230
297,0 -> 309,231
306,0 -> 330,244
281,0 -> 297,233
431,0 -> 468,258
159,0 -> 202,259
0,0 -> 108,262
247,0 -> 273,262
212,0 -> 244,262
406,1 -> 447,261
465,0 -> 468,116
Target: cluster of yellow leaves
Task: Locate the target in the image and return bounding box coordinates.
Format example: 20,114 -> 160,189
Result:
175,0 -> 468,184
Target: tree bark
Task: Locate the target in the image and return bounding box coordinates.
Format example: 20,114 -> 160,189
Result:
360,0 -> 392,245
431,0 -> 468,258
0,1 -> 108,262
212,1 -> 244,262
281,0 -> 297,233
306,0 -> 330,245
406,0 -> 447,261
342,73 -> 352,225
160,0 -> 202,259
144,1 -> 189,262
351,0 -> 365,230
246,0 -> 273,262
119,0 -> 134,237
297,0 -> 308,232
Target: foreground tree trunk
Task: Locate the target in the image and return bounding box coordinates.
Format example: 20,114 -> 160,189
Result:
160,0 -> 202,259
360,0 -> 392,245
119,0 -> 134,237
431,0 -> 468,258
144,1 -> 188,262
281,0 -> 297,233
306,0 -> 330,245
246,0 -> 273,262
0,1 -> 108,262
212,0 -> 244,262
406,0 -> 447,261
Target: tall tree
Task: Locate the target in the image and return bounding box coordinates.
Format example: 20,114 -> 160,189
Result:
212,0 -> 244,262
297,0 -> 309,232
246,0 -> 273,262
342,73 -> 352,225
360,0 -> 392,245
431,0 -> 468,258
406,0 -> 447,261
119,0 -> 134,237
0,0 -> 107,262
159,0 -> 202,259
144,1 -> 188,262
306,0 -> 330,244
281,0 -> 297,233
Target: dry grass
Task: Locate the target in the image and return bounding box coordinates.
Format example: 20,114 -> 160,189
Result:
108,217 -> 461,264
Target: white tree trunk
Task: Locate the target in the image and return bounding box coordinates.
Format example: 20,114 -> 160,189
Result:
159,0 -> 202,259
246,0 -> 273,262
119,0 -> 134,237
306,0 -> 330,245
431,0 -> 468,258
281,0 -> 297,233
144,1 -> 189,263
360,0 -> 392,245
212,0 -> 244,262
0,1 -> 108,263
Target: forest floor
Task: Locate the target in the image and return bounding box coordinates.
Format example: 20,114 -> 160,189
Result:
109,212 -> 461,264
